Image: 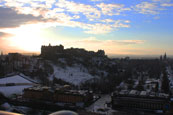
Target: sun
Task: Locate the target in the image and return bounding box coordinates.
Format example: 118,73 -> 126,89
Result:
3,24 -> 49,53
11,30 -> 44,52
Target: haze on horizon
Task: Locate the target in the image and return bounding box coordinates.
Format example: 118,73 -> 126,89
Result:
0,0 -> 173,56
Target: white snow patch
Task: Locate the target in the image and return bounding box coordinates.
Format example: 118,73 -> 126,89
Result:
52,65 -> 94,85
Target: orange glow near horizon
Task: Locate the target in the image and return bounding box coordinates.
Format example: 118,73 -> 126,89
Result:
0,24 -> 168,56
0,24 -> 53,53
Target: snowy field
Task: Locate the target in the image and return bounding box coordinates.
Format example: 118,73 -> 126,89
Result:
52,65 -> 94,85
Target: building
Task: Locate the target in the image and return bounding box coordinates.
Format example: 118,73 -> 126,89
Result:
23,85 -> 93,108
23,86 -> 53,101
40,44 -> 106,60
8,53 -> 22,61
164,52 -> 167,60
54,89 -> 93,107
41,44 -> 64,59
96,50 -> 105,57
112,90 -> 171,112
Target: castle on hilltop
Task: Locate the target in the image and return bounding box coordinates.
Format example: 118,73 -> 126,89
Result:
41,44 -> 106,60
41,44 -> 64,59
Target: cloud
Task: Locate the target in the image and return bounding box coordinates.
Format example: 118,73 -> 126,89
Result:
3,0 -> 56,9
41,19 -> 130,34
91,0 -> 103,1
152,0 -> 171,3
74,37 -> 145,45
84,20 -> 130,34
0,32 -> 12,38
111,40 -> 145,45
134,2 -> 161,14
62,37 -> 145,54
161,3 -> 173,7
2,0 -> 171,35
0,7 -> 43,28
0,0 -> 131,35
152,0 -> 173,7
101,19 -> 114,23
84,23 -> 113,34
56,0 -> 101,19
97,3 -> 131,16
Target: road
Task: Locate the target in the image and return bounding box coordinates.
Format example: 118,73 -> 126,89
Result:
86,94 -> 116,115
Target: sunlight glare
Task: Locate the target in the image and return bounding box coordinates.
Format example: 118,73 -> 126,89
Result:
3,24 -> 49,52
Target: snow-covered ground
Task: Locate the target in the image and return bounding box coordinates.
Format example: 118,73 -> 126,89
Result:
52,64 -> 95,85
0,75 -> 34,97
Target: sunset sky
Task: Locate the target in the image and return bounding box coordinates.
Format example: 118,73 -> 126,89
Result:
0,0 -> 173,56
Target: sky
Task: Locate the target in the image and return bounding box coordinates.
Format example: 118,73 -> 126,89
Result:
0,0 -> 173,56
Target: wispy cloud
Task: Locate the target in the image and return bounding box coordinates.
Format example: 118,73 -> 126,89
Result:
72,37 -> 145,45
84,20 -> 130,34
62,37 -> 145,54
134,2 -> 161,14
0,0 -> 172,35
101,19 -> 114,23
97,3 -> 131,16
56,0 -> 101,19
90,0 -> 103,2
161,3 -> 173,7
152,0 -> 171,3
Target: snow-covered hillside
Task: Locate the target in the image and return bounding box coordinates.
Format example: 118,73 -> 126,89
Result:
52,64 -> 95,85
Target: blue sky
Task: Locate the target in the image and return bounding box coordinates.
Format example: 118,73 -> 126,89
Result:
0,0 -> 173,56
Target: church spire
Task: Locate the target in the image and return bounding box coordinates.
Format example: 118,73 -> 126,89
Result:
164,52 -> 167,60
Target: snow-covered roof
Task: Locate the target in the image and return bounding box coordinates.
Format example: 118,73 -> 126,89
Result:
129,90 -> 138,95
140,91 -> 147,96
0,75 -> 32,84
115,90 -> 170,99
0,75 -> 34,97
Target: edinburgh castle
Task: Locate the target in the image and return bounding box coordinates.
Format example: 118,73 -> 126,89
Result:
41,44 -> 106,60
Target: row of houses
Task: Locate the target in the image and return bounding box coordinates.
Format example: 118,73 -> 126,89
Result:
23,85 -> 93,108
112,90 -> 172,113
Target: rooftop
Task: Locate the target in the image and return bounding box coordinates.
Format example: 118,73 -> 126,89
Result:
24,85 -> 91,96
114,90 -> 169,99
